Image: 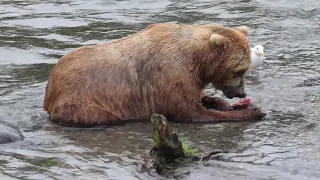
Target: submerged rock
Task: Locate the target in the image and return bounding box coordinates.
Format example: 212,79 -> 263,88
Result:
0,121 -> 24,144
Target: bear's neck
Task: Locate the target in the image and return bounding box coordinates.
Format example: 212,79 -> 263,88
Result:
190,55 -> 225,89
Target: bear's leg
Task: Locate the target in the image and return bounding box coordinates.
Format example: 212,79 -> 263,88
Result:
49,103 -> 122,127
199,107 -> 265,123
176,103 -> 265,123
201,95 -> 232,111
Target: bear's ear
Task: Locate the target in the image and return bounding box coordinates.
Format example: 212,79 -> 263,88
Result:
235,25 -> 249,37
210,33 -> 227,46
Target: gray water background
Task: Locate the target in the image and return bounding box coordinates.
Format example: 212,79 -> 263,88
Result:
0,0 -> 320,179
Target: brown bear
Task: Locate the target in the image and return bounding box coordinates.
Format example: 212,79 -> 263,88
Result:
43,23 -> 266,127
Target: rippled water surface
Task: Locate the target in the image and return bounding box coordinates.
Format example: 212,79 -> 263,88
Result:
0,0 -> 320,179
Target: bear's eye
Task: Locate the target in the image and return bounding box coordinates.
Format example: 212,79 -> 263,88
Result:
233,69 -> 246,78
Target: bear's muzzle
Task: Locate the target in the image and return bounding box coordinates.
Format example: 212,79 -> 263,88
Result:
222,86 -> 246,99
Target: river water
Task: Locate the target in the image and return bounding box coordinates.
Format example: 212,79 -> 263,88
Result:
0,0 -> 320,179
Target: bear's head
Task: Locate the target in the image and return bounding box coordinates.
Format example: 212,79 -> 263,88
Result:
205,25 -> 252,99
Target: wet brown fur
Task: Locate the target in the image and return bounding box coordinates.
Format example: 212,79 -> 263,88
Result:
43,23 -> 265,127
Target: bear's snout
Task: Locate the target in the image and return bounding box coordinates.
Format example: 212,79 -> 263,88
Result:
222,86 -> 246,99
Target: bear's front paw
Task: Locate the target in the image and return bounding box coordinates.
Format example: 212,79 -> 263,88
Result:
240,107 -> 266,121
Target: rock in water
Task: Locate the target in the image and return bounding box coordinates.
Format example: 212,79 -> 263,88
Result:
0,121 -> 24,144
151,113 -> 187,160
145,113 -> 224,175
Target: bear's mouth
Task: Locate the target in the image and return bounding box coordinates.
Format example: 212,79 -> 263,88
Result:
222,87 -> 246,99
